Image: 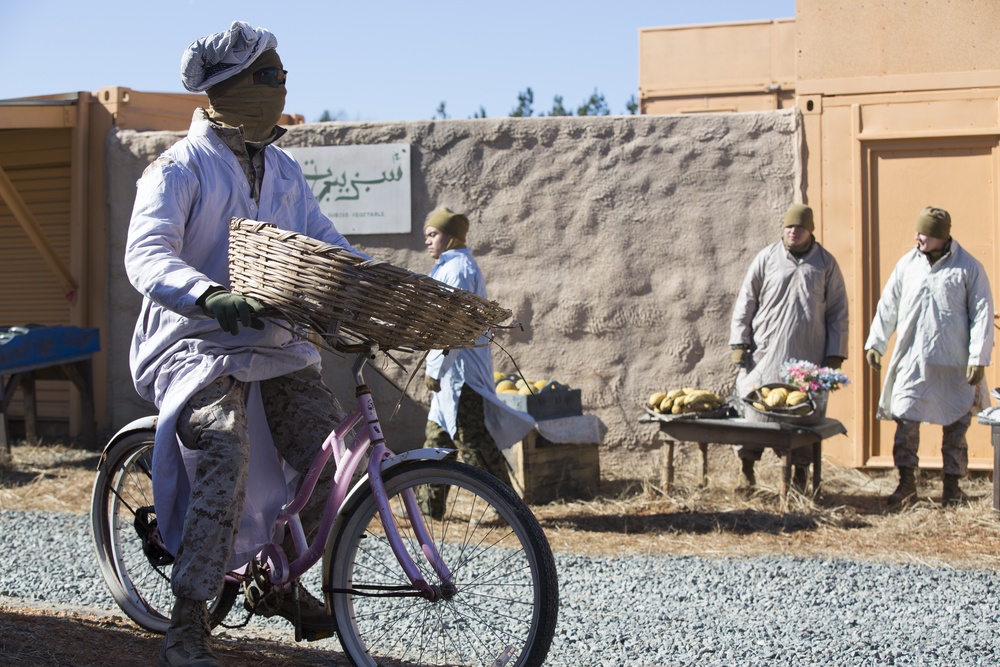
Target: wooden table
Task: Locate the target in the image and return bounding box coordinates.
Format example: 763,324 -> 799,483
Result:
0,326 -> 100,452
639,412 -> 847,496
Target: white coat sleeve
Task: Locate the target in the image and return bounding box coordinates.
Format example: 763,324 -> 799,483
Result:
865,261 -> 904,355
823,257 -> 850,359
125,159 -> 217,319
729,251 -> 765,348
967,263 -> 995,366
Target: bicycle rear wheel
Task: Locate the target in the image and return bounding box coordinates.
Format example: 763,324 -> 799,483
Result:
90,430 -> 239,633
327,459 -> 558,667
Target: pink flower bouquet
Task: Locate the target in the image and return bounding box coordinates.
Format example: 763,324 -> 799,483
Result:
780,359 -> 850,394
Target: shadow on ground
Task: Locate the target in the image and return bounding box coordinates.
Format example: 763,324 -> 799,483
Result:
538,508 -> 824,536
0,606 -> 348,667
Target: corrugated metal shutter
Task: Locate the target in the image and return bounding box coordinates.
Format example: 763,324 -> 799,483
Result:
0,128 -> 74,423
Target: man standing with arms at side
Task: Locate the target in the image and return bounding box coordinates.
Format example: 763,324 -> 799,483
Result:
421,207 -> 535,516
864,206 -> 993,507
730,203 -> 849,492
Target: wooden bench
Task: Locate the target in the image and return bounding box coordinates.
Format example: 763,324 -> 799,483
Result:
639,413 -> 847,497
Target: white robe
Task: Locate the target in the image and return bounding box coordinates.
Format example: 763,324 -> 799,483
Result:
865,239 -> 994,425
730,240 -> 849,398
425,248 -> 535,449
125,110 -> 361,564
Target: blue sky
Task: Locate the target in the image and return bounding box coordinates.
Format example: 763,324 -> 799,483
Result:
1,1 -> 795,123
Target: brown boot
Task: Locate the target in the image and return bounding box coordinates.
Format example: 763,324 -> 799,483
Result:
887,467 -> 917,506
245,580 -> 335,642
158,598 -> 219,667
941,474 -> 969,506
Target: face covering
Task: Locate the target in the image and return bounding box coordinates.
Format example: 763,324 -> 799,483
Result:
206,49 -> 286,143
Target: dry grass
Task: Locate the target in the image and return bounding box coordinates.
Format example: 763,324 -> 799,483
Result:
0,442 -> 101,513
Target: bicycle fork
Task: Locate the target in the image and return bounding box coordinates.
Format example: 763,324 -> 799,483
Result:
365,417 -> 456,601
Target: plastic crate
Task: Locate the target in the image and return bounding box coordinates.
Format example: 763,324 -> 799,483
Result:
496,388 -> 582,421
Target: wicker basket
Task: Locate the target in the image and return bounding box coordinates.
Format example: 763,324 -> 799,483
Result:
227,218 -> 512,351
742,382 -> 821,424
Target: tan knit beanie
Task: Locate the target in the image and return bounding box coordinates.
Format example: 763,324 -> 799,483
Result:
425,207 -> 469,245
915,206 -> 951,240
782,204 -> 815,232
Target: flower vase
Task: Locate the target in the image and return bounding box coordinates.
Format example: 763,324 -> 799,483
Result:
809,391 -> 829,420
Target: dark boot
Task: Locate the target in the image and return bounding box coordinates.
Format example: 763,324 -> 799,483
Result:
941,474 -> 969,506
158,598 -> 219,667
887,467 -> 917,506
741,458 -> 756,487
245,579 -> 336,642
792,465 -> 809,493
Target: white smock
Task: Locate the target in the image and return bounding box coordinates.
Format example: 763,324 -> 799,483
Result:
864,239 -> 994,424
730,240 -> 849,398
425,248 -> 535,449
125,110 -> 361,565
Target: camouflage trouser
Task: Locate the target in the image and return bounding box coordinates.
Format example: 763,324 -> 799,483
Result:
420,384 -> 511,516
171,365 -> 342,600
892,413 -> 971,476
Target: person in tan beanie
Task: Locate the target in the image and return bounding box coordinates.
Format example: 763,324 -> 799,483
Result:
729,203 -> 849,493
420,207 -> 534,515
865,206 -> 994,507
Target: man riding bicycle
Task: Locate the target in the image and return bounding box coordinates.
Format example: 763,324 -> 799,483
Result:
125,21 -> 365,667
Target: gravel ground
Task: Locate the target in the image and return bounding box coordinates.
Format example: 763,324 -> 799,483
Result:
2,509 -> 1000,666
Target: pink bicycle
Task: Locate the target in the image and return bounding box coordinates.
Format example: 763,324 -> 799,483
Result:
90,340 -> 558,666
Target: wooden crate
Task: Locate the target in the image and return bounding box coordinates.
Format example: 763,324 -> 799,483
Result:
505,430 -> 600,505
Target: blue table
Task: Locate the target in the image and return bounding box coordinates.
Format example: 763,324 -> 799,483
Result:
0,326 -> 100,451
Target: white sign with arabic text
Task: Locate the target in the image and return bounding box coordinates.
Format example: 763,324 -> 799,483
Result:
286,143 -> 411,235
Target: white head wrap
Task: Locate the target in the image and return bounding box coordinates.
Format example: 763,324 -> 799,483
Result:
180,21 -> 278,93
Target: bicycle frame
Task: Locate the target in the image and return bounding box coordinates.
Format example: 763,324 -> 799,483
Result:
258,343 -> 454,601
92,338 -> 559,665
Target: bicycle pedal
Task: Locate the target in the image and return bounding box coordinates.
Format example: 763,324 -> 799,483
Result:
299,628 -> 335,643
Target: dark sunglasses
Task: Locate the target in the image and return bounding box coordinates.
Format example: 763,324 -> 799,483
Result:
252,67 -> 287,87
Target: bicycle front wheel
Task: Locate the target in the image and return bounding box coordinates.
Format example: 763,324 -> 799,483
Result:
90,430 -> 239,633
328,459 -> 558,667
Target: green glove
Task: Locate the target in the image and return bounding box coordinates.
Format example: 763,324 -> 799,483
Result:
731,347 -> 748,368
865,349 -> 882,371
201,288 -> 265,335
425,374 -> 441,392
967,365 -> 985,386
823,356 -> 844,370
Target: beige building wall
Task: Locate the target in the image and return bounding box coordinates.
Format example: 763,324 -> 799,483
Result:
638,0 -> 1000,470
797,0 -> 1000,469
795,0 -> 1000,94
639,19 -> 796,115
104,112 -> 801,479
